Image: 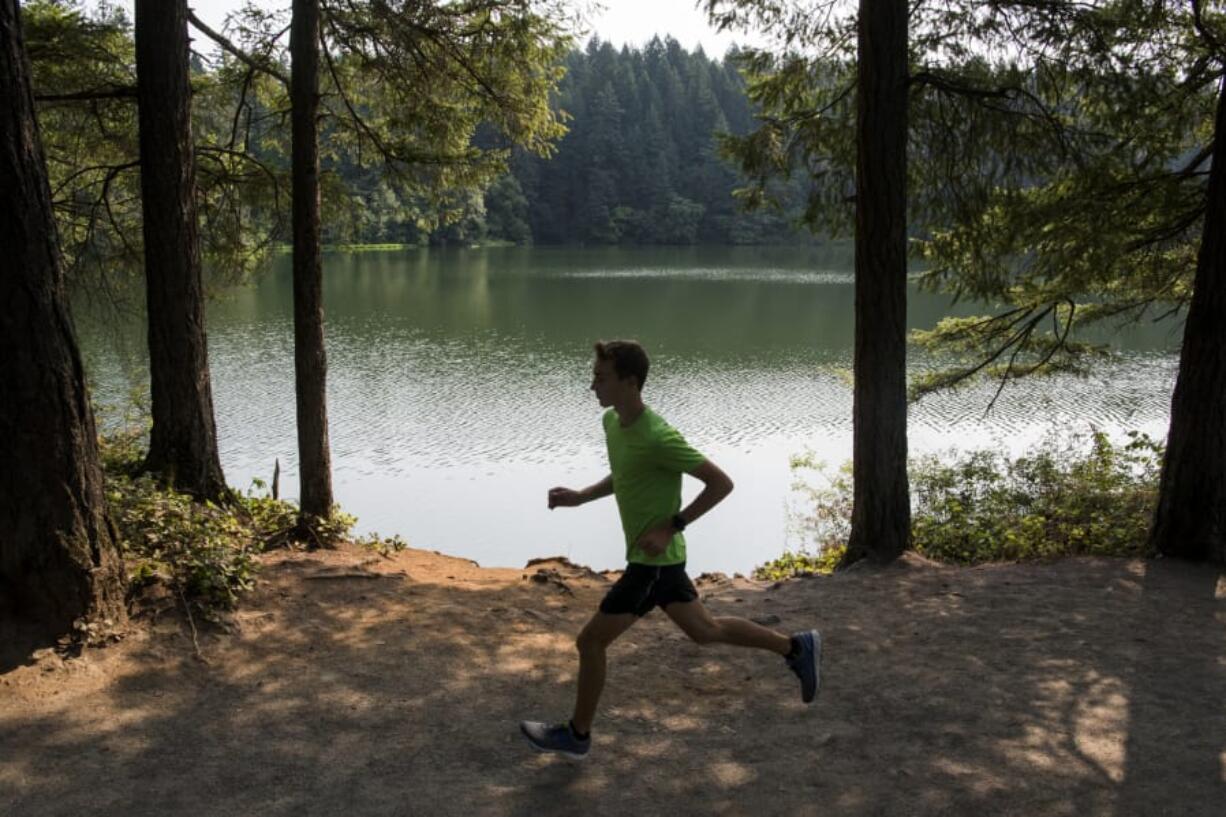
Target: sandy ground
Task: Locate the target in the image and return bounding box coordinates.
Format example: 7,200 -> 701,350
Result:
2,544 -> 1225,817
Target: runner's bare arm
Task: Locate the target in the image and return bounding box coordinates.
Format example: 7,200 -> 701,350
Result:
548,474 -> 613,509
636,460 -> 734,555
677,460 -> 734,526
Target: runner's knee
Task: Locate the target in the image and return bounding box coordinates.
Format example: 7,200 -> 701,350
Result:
576,628 -> 609,654
685,622 -> 720,646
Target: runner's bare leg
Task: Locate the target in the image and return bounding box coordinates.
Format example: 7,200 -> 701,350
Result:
572,611 -> 638,734
665,600 -> 792,654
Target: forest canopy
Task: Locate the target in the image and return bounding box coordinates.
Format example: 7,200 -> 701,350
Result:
24,0 -> 815,261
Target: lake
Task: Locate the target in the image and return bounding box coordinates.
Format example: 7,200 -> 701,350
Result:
78,245 -> 1182,575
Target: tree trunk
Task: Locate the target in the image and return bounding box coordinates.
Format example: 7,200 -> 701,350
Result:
0,0 -> 127,633
843,0 -> 911,565
134,0 -> 227,501
291,0 -> 334,524
1149,77 -> 1226,564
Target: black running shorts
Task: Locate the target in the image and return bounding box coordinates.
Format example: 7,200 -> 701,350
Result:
599,562 -> 698,617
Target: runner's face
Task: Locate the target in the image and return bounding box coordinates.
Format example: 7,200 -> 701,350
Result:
590,358 -> 632,407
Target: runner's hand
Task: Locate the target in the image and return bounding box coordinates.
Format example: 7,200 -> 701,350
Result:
548,487 -> 583,509
636,524 -> 673,556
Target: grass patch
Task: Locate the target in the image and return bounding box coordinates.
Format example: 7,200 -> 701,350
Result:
325,243 -> 417,252
272,242 -> 419,253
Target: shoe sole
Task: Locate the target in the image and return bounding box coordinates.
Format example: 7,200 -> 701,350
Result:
520,723 -> 589,760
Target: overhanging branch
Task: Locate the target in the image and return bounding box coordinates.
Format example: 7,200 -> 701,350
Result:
188,11 -> 290,87
35,85 -> 137,103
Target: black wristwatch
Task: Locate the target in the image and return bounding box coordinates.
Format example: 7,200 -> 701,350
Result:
671,513 -> 688,532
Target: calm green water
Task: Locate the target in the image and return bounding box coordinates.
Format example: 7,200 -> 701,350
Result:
79,245 -> 1181,574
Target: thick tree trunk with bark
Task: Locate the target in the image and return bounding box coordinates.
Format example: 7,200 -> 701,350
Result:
291,0 -> 334,523
0,0 -> 127,633
844,0 -> 911,565
134,0 -> 227,500
1149,78 -> 1226,564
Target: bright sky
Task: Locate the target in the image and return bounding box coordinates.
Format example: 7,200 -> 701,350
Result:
571,0 -> 753,55
99,0 -> 755,56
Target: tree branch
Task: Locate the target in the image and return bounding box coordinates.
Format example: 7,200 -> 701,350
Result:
984,301 -> 1074,415
35,86 -> 137,103
1192,0 -> 1224,58
187,11 -> 290,87
921,305 -> 1054,398
909,68 -> 1087,157
51,159 -> 140,201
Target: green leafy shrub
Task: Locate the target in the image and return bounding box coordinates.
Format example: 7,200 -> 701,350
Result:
754,546 -> 847,581
754,454 -> 851,580
241,478 -> 300,547
758,429 -> 1163,578
105,472 -> 261,611
98,432 -> 356,617
910,430 -> 1161,563
97,416 -> 147,475
355,531 -> 410,557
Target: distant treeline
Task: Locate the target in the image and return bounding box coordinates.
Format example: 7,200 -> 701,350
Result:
339,38 -> 810,247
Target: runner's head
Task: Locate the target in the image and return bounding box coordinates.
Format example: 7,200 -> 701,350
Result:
591,340 -> 649,406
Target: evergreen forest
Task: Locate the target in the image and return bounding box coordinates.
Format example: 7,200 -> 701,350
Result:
290,37 -> 816,246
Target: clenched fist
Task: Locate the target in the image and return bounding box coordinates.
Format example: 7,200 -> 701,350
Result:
548,487 -> 583,510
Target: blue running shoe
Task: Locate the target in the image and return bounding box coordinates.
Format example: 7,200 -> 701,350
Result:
520,721 -> 591,759
785,630 -> 822,703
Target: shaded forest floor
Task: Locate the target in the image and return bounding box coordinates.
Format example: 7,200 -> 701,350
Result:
2,545 -> 1225,816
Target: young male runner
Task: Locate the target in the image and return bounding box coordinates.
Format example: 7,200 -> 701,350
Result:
520,340 -> 822,759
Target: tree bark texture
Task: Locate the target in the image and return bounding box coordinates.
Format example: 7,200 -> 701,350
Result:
1149,77 -> 1226,564
291,0 -> 334,521
134,0 -> 227,500
845,0 -> 912,564
0,0 -> 127,632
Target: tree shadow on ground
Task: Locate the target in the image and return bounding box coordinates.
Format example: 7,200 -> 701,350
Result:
1,553 -> 1224,816
1116,559 -> 1226,815
0,617 -> 58,674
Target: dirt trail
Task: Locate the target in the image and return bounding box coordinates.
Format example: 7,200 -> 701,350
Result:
3,546 -> 1225,816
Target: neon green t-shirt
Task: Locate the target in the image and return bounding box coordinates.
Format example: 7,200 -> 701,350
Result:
603,406 -> 707,565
